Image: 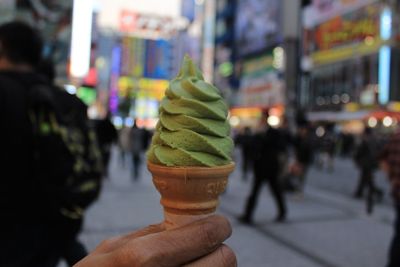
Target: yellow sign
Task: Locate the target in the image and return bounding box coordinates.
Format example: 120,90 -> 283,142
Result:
118,76 -> 168,100
230,107 -> 262,118
344,102 -> 360,112
318,18 -> 378,50
388,102 -> 400,112
242,53 -> 274,77
311,38 -> 386,66
306,3 -> 383,66
137,78 -> 169,100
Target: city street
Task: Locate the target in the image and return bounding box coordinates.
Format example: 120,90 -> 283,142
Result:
66,149 -> 396,267
3,1 -> 400,267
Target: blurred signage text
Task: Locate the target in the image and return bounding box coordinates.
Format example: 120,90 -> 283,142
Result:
305,0 -> 378,28
119,10 -> 188,39
303,3 -> 383,66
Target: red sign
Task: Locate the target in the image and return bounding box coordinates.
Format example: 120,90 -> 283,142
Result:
316,15 -> 378,50
119,10 -> 177,36
119,10 -> 138,32
304,3 -> 380,54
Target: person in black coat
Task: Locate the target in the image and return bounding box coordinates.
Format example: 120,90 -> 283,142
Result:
292,125 -> 314,192
238,116 -> 288,224
353,127 -> 383,213
93,112 -> 117,178
235,126 -> 254,181
0,21 -> 70,267
37,57 -> 91,266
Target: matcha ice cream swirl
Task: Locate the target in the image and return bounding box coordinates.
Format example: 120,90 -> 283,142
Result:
147,55 -> 233,167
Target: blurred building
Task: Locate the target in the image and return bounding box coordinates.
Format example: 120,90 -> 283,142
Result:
0,0 -> 205,127
93,0 -> 202,128
215,0 -> 300,129
300,0 -> 400,131
214,0 -> 238,102
6,0 -> 73,80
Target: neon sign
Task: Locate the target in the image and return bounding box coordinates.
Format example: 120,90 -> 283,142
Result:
317,18 -> 377,50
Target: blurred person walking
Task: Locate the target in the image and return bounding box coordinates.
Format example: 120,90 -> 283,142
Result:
94,112 -> 117,178
318,124 -> 336,171
117,125 -> 131,168
130,120 -> 149,181
353,127 -> 383,213
235,126 -> 253,181
277,117 -> 293,188
291,124 -> 314,193
238,114 -> 287,224
0,21 -> 102,266
380,129 -> 400,267
339,132 -> 355,157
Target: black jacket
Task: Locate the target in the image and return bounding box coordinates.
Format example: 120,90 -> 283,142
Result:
253,127 -> 285,176
0,71 -> 49,219
294,134 -> 314,166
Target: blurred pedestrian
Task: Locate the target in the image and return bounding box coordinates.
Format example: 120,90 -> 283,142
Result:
340,132 -> 355,157
319,124 -> 336,171
235,126 -> 253,181
380,129 -> 400,267
238,114 -> 287,224
0,21 -> 102,267
353,127 -> 383,214
0,21 -> 57,267
117,124 -> 131,168
75,215 -> 236,267
94,112 -> 118,178
291,125 -> 314,193
37,57 -> 92,265
277,117 -> 293,188
130,120 -> 147,181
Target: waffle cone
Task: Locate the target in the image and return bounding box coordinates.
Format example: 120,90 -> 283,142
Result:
147,161 -> 235,229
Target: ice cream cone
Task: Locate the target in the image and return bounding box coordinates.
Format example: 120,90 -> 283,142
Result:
147,161 -> 235,229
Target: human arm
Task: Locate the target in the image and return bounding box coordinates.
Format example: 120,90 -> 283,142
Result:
74,215 -> 237,267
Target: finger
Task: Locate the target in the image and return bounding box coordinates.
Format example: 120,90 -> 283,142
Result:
183,245 -> 237,267
114,215 -> 232,267
124,223 -> 165,240
92,236 -> 124,254
94,223 -> 165,254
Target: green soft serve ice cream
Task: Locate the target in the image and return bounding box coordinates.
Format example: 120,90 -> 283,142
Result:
147,55 -> 233,167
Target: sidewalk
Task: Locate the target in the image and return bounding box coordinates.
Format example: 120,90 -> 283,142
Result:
72,150 -> 395,267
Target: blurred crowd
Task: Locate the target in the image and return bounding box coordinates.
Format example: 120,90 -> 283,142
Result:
234,117 -> 394,219
233,114 -> 400,267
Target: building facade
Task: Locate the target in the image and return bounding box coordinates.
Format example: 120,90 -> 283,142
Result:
301,0 -> 400,123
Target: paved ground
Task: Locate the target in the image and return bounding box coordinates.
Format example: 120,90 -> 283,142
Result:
308,155 -> 392,207
61,149 -> 396,267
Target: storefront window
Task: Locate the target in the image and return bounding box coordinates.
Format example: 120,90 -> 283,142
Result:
309,53 -> 379,111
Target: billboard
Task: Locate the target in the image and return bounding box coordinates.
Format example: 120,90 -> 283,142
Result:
118,10 -> 186,38
144,39 -> 172,79
304,0 -> 379,28
120,36 -> 145,77
239,52 -> 284,107
109,45 -> 121,114
303,3 -> 381,56
235,0 -> 282,57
